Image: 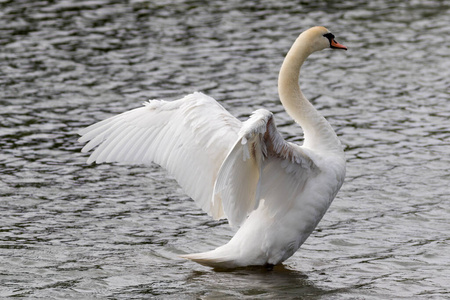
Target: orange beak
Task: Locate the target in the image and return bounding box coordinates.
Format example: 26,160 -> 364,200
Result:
331,39 -> 347,50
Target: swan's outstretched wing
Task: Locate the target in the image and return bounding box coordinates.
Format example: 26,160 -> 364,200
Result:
213,109 -> 318,227
79,92 -> 241,218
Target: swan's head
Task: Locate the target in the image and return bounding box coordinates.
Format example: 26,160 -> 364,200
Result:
301,26 -> 347,53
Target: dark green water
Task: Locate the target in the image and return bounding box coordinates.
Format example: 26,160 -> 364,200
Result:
1,0 -> 449,298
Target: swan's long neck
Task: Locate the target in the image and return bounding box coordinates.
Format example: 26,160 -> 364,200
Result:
278,34 -> 341,152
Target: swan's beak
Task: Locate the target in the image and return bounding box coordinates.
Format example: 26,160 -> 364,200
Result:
331,39 -> 347,50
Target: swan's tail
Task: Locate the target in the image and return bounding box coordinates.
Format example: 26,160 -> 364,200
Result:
180,247 -> 241,269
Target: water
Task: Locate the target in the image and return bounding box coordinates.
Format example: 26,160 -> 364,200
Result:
1,0 -> 449,298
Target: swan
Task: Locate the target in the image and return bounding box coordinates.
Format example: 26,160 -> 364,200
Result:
78,26 -> 347,269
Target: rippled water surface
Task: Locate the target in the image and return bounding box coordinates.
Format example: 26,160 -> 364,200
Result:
1,0 -> 449,298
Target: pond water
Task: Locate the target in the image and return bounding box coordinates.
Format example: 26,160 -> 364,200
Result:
1,0 -> 449,298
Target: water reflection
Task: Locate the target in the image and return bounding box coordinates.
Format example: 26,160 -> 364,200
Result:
186,266 -> 325,299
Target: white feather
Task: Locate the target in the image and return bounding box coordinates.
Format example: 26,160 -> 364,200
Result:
79,92 -> 240,219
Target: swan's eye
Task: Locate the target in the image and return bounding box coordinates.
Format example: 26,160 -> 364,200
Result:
323,32 -> 335,42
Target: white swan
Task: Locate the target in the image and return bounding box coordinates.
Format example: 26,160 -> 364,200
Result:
78,26 -> 347,269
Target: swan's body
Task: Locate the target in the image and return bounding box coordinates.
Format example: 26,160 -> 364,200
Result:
78,26 -> 347,269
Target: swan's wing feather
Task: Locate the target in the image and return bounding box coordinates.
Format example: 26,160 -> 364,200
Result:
79,92 -> 241,218
213,109 -> 317,227
213,136 -> 262,226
